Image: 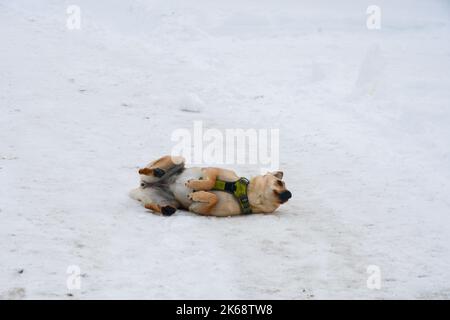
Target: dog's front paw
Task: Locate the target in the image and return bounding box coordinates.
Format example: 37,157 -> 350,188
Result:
187,192 -> 194,200
185,179 -> 193,188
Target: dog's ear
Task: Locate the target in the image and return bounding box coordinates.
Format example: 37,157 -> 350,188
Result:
269,171 -> 283,179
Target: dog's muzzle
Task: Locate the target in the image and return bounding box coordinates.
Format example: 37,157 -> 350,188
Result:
279,190 -> 292,203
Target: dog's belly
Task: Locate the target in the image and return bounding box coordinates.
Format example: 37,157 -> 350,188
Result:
170,167 -> 242,215
169,167 -> 203,208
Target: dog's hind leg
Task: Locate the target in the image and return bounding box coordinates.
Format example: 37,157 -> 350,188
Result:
130,187 -> 179,216
145,190 -> 180,216
138,155 -> 185,183
188,191 -> 218,216
145,202 -> 178,216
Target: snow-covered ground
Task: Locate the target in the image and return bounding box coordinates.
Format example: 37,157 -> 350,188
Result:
1,0 -> 450,299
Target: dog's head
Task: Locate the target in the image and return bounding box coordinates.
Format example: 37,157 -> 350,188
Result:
248,171 -> 292,213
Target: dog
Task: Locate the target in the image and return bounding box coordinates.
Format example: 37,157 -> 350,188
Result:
129,155 -> 292,217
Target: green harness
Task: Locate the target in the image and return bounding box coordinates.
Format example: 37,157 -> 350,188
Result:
212,177 -> 252,214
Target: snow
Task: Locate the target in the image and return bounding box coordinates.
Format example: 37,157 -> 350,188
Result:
1,0 -> 450,299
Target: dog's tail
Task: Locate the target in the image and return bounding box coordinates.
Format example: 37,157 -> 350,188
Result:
129,187 -> 142,201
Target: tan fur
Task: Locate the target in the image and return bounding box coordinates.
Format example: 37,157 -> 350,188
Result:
188,191 -> 218,215
144,203 -> 161,213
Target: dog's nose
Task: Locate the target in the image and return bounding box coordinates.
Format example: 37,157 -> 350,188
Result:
279,190 -> 292,202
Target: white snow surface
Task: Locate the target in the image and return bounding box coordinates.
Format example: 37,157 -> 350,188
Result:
1,0 -> 450,299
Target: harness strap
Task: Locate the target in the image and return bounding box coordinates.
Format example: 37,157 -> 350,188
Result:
212,177 -> 252,214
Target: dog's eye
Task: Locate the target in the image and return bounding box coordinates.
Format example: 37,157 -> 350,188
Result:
276,180 -> 283,187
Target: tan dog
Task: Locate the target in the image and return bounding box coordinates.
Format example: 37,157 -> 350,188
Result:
129,155 -> 292,217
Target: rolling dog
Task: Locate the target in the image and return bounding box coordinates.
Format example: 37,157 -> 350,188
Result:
130,155 -> 292,217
